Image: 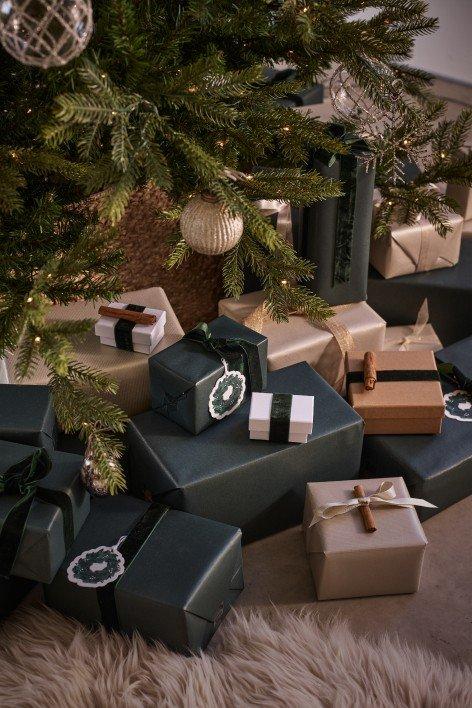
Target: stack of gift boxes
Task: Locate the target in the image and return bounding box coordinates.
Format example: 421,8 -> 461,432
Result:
1,139 -> 472,652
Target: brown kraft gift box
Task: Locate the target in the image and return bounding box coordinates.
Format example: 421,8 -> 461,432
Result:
346,350 -> 444,434
303,477 -> 428,600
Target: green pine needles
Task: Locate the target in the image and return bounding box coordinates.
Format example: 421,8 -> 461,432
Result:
2,0 -> 466,492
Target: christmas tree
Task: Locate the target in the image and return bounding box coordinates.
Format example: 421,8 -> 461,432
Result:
2,0 -> 467,492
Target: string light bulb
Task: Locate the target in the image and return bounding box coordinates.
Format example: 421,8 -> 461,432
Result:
26,297 -> 33,303
34,336 -> 41,343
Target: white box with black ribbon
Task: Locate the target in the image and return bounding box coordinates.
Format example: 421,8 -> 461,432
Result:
249,391 -> 314,443
94,302 -> 166,354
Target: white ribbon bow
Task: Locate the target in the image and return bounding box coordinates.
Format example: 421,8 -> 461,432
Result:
309,481 -> 436,527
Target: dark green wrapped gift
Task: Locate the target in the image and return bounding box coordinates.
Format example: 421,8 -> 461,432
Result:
298,126 -> 375,305
44,495 -> 243,653
362,336 -> 472,520
0,384 -> 56,451
0,441 -> 89,582
149,315 -> 268,435
128,362 -> 364,542
0,576 -> 36,620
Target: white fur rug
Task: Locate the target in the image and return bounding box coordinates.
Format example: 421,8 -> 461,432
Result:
0,604 -> 470,707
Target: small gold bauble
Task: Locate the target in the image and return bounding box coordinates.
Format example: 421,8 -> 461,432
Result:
180,193 -> 244,255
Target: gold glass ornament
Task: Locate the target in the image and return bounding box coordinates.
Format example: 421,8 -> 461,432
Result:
180,193 -> 244,255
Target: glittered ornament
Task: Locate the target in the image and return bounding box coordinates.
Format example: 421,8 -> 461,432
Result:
180,193 -> 244,255
81,457 -> 109,497
67,536 -> 127,588
209,359 -> 246,420
0,0 -> 93,69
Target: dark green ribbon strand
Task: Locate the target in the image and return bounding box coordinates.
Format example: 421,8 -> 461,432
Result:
0,448 -> 51,579
184,323 -> 264,392
437,362 -> 472,393
269,393 -> 292,443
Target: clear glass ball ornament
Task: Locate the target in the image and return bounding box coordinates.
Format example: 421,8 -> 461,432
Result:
0,0 -> 93,69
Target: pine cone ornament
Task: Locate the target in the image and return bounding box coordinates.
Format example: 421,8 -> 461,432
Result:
180,194 -> 243,255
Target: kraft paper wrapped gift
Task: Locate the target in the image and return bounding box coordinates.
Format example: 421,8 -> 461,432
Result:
94,302 -> 166,354
367,239 -> 472,347
0,441 -> 89,583
219,292 -> 385,391
0,384 -> 56,452
346,350 -> 445,435
362,337 -> 472,520
249,391 -> 314,443
303,477 -> 429,600
44,495 -> 243,653
299,125 -> 375,305
383,299 -> 443,352
6,287 -> 184,417
149,315 -> 267,435
127,362 -> 364,543
369,212 -> 463,279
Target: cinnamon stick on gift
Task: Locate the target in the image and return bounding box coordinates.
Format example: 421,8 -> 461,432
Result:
354,484 -> 377,533
98,305 -> 157,326
363,351 -> 377,391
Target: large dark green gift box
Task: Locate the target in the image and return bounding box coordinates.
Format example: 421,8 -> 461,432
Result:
0,384 -> 56,451
0,441 -> 89,582
149,315 -> 268,435
0,576 -> 36,620
128,362 -> 364,542
297,126 -> 375,305
368,240 -> 472,347
44,495 -> 243,653
362,336 -> 472,520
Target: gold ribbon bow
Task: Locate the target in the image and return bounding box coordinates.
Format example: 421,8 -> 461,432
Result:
395,298 -> 438,351
309,480 -> 436,527
243,301 -> 355,392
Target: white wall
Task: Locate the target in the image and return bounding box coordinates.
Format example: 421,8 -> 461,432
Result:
360,1 -> 472,85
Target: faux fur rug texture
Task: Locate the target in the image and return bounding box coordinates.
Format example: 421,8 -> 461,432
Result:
0,604 -> 470,708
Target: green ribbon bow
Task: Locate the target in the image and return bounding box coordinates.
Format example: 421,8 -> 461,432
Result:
0,448 -> 51,578
437,362 -> 472,394
314,124 -> 372,286
184,322 -> 264,393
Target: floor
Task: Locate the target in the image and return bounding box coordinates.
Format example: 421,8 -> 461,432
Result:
239,495 -> 472,667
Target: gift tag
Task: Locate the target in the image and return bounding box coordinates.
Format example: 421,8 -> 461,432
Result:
67,536 -> 127,588
444,390 -> 472,422
209,359 -> 246,420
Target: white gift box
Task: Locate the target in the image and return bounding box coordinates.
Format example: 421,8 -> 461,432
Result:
249,391 -> 314,443
94,302 -> 166,354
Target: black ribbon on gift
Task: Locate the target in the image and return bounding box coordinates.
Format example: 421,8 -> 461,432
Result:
346,369 -> 440,387
436,361 -> 472,393
314,125 -> 372,286
184,322 -> 264,393
0,449 -> 74,578
269,393 -> 293,442
114,304 -> 146,351
96,503 -> 168,631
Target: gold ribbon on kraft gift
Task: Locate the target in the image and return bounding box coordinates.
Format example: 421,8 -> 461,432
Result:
243,300 -> 355,392
309,480 -> 436,526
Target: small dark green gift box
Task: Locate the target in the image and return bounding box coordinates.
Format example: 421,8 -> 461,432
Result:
128,362 -> 364,542
0,441 -> 89,583
149,315 -> 268,435
44,495 -> 243,653
0,384 -> 56,451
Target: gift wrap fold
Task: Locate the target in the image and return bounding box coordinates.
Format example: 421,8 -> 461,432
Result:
362,336 -> 472,519
0,441 -> 89,583
149,315 -> 267,435
383,299 -> 443,352
6,288 -> 184,417
44,495 -> 243,653
219,292 -> 385,392
346,350 -> 445,435
0,384 -> 56,452
370,212 -> 463,279
127,362 -> 364,543
303,477 -> 428,600
368,239 -> 472,347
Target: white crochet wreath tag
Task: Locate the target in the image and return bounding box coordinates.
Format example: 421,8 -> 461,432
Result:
444,390 -> 472,423
209,359 -> 246,420
67,536 -> 127,588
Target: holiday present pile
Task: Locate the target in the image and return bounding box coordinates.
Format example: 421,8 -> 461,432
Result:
6,287 -> 184,417
219,292 -> 385,391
